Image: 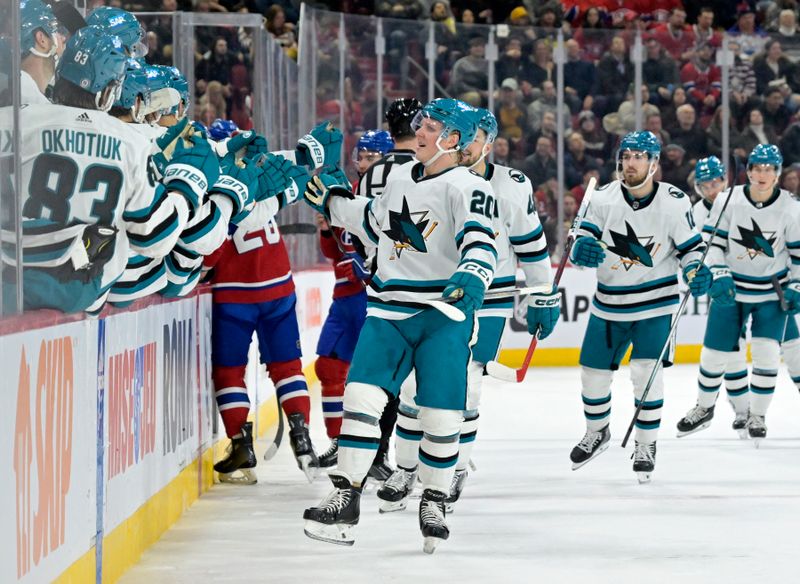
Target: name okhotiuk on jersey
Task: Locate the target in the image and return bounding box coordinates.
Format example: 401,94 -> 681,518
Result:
577,180 -> 705,321
705,185 -> 800,301
329,163 -> 498,320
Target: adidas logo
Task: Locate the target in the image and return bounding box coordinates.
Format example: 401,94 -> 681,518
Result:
75,112 -> 92,123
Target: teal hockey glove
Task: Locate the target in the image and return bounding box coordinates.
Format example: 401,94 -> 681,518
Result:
253,153 -> 294,202
527,286 -> 561,339
244,133 -> 269,160
321,164 -> 352,191
708,266 -> 736,305
303,173 -> 352,219
295,121 -> 343,169
682,261 -> 712,297
163,135 -> 220,211
784,279 -> 800,314
570,236 -> 605,268
276,163 -> 312,209
442,269 -> 487,313
215,130 -> 257,158
213,155 -> 260,217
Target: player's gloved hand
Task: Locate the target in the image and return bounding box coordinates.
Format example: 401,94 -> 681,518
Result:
783,279 -> 800,314
276,163 -> 312,209
322,164 -> 352,191
527,285 -> 561,339
708,266 -> 736,305
682,261 -> 712,297
295,121 -> 343,169
570,236 -> 605,268
215,129 -> 257,159
303,173 -> 353,219
244,133 -> 269,160
213,155 -> 260,219
338,252 -> 370,285
442,268 -> 488,313
253,153 -> 294,202
153,117 -> 191,174
163,135 -> 221,211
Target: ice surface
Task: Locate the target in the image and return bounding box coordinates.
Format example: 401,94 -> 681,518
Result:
120,365 -> 800,584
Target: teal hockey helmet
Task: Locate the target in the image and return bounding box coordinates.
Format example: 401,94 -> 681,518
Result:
113,59 -> 151,121
413,98 -> 478,151
86,6 -> 147,58
695,156 -> 726,183
21,0 -> 60,57
617,131 -> 661,160
56,26 -> 127,109
162,65 -> 190,118
474,108 -> 498,143
748,143 -> 783,170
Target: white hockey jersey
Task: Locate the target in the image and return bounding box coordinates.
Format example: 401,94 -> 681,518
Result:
20,71 -> 50,105
692,198 -> 714,233
17,104 -> 189,291
480,163 -> 552,317
577,180 -> 705,322
705,185 -> 800,302
329,162 -> 497,320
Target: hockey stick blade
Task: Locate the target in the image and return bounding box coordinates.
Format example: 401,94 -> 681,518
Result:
422,299 -> 466,322
484,360 -> 519,382
263,392 -> 285,461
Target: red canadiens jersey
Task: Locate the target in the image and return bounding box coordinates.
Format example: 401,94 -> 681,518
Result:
320,227 -> 364,299
204,218 -> 295,304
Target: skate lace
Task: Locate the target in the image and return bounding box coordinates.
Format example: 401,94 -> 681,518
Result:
577,430 -> 602,453
683,405 -> 709,424
320,487 -> 352,514
384,469 -> 414,492
420,499 -> 446,527
747,415 -> 766,430
633,442 -> 655,464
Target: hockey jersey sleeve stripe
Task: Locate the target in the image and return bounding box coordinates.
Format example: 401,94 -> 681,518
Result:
123,187 -> 169,223
509,226 -> 544,245
110,263 -> 166,291
675,233 -> 703,251
787,240 -> 800,249
489,275 -> 517,289
460,241 -> 498,259
458,257 -> 494,273
127,210 -> 180,247
180,204 -> 222,244
703,225 -> 728,238
165,254 -> 197,277
516,248 -> 549,262
172,244 -> 201,261
455,223 -> 496,247
578,221 -> 603,239
362,202 -> 380,244
597,275 -> 679,295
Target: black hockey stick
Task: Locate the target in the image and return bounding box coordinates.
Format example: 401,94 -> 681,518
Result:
279,223 -> 317,235
621,186 -> 736,448
263,391 -> 284,461
772,275 -> 791,344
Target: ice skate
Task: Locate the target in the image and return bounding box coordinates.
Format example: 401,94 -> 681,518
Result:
303,472 -> 361,546
377,467 -> 417,513
632,441 -> 656,484
570,425 -> 610,470
747,414 -> 767,447
676,405 -> 715,437
214,422 -> 257,485
419,489 -> 449,554
317,438 -> 338,468
444,468 -> 468,513
366,454 -> 394,484
288,413 -> 319,482
732,410 -> 749,439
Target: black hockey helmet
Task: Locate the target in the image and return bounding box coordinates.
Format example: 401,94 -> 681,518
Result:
385,98 -> 423,140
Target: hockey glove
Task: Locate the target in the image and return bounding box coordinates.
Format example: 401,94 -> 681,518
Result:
322,164 -> 352,191
163,135 -> 221,212
215,130 -> 257,159
153,117 -> 191,174
527,285 -> 561,339
303,173 -> 353,219
212,156 -> 260,217
244,133 -> 269,160
253,153 -> 294,202
295,121 -> 344,169
276,163 -> 312,209
337,252 -> 370,285
442,266 -> 489,314
708,266 -> 736,305
682,261 -> 712,297
784,279 -> 800,314
570,236 -> 605,268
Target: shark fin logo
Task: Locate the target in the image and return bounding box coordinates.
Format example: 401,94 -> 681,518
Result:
607,221 -> 659,270
383,196 -> 438,258
733,218 -> 776,259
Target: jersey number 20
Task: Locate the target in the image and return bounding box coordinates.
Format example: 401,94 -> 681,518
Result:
470,190 -> 499,219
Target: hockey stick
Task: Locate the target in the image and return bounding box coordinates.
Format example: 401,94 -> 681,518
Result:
279,223 -> 318,235
620,186 -> 736,448
263,391 -> 285,461
423,286 -> 555,323
772,275 -> 791,344
485,177 -> 598,383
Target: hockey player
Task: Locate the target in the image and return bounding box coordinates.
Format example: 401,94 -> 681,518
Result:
378,108 -> 558,513
676,156 -> 750,437
203,124 -> 341,484
679,144 -> 800,445
20,0 -> 63,104
315,130 -> 395,472
302,98 -> 497,553
85,6 -> 148,59
568,131 -> 712,483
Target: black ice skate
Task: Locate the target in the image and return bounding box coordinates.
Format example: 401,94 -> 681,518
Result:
317,437 -> 338,468
303,472 -> 361,546
732,410 -> 749,439
377,467 -> 417,513
419,489 -> 449,554
570,425 -> 610,470
214,422 -> 257,484
288,413 -> 319,482
444,468 -> 468,513
367,454 -> 394,484
676,404 -> 715,437
746,413 -> 767,447
632,441 -> 657,484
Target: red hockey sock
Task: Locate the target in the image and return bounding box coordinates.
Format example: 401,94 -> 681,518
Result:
212,365 -> 250,438
315,356 -> 349,438
267,359 -> 310,422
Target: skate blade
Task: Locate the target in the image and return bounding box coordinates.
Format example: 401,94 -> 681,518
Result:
752,437 -> 764,449
298,456 -> 319,483
636,471 -> 652,484
571,442 -> 610,471
378,498 -> 409,514
736,429 -> 749,440
676,421 -> 712,438
217,468 -> 257,485
423,536 -> 444,554
303,520 -> 355,546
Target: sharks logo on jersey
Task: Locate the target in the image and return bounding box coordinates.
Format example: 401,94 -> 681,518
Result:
732,218 -> 777,259
383,196 -> 438,258
607,221 -> 659,270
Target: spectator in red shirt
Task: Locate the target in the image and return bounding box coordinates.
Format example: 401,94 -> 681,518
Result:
680,42 -> 721,121
651,7 -> 694,62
